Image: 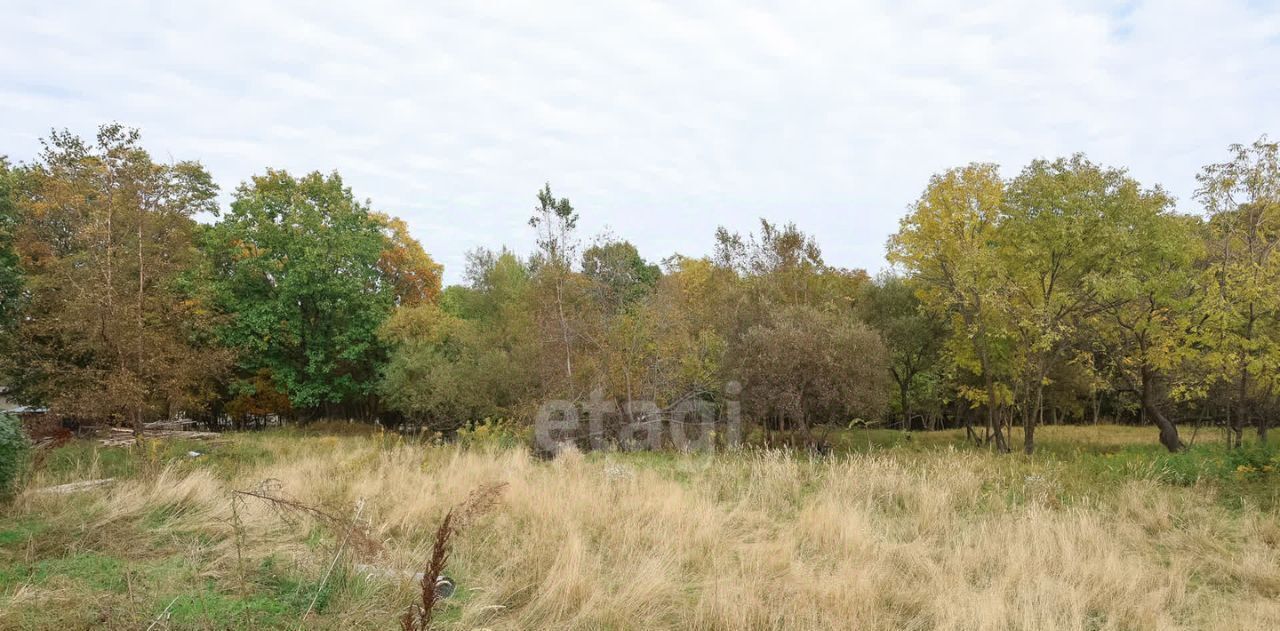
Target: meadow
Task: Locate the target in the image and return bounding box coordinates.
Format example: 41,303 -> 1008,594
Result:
1,425 -> 1278,630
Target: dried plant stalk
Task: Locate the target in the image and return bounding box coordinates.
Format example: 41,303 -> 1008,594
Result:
400,481 -> 507,630
234,479 -> 381,556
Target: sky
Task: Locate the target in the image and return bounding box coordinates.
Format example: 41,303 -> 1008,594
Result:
2,1 -> 1278,284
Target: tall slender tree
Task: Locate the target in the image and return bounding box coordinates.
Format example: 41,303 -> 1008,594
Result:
528,184 -> 581,396
1195,136 -> 1280,445
889,164 -> 1013,452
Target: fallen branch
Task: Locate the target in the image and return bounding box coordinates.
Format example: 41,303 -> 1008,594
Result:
233,479 -> 381,556
31,478 -> 116,495
145,596 -> 179,631
353,563 -> 425,584
143,419 -> 199,430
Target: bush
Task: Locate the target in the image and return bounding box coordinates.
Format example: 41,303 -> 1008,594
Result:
457,417 -> 528,450
1222,444 -> 1278,482
1142,444 -> 1279,486
0,413 -> 30,498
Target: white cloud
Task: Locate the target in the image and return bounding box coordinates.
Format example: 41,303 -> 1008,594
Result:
2,0 -> 1277,282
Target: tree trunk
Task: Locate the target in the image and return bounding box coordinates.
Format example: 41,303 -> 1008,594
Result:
1232,365 -> 1248,449
1141,365 -> 1184,452
900,380 -> 911,432
135,200 -> 146,437
982,370 -> 1009,453
976,338 -> 1009,453
1025,376 -> 1044,455
555,277 -> 573,391
1259,386 -> 1271,444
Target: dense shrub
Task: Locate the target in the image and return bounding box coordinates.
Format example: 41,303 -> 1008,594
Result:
457,417 -> 529,450
0,413 -> 30,498
1143,444 -> 1280,486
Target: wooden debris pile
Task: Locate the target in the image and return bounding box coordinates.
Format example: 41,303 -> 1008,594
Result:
99,425 -> 223,447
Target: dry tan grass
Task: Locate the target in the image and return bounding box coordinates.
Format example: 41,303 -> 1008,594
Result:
5,433 -> 1280,630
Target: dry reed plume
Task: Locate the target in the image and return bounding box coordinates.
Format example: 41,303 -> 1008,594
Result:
401,482 -> 507,630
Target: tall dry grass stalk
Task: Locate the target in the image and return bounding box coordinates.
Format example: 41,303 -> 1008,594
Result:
401,482 -> 508,630
401,509 -> 452,631
7,433 -> 1279,629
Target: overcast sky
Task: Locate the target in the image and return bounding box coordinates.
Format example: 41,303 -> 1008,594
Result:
2,1 -> 1277,283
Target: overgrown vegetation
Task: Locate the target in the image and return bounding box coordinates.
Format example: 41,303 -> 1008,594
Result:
0,428 -> 1277,629
2,126 -> 1277,457
0,413 -> 28,499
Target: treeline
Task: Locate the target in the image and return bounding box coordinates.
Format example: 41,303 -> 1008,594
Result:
0,126 -> 441,430
890,144 -> 1279,453
0,125 -> 1276,454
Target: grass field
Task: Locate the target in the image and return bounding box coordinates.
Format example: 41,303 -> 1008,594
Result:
1,425 -> 1278,630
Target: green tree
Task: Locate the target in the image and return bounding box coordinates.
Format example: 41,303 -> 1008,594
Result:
5,125 -> 229,427
0,158 -> 22,330
859,273 -> 946,431
889,164 -> 1014,452
379,304 -> 491,429
528,184 -> 581,395
1001,155 -> 1140,453
1088,193 -> 1197,452
0,413 -> 28,500
582,237 -> 660,310
714,219 -> 831,311
381,248 -> 539,429
205,170 -> 397,418
640,255 -> 736,405
1195,136 -> 1280,445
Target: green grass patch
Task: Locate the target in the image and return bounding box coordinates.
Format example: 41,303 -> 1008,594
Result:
0,551 -> 125,592
160,556 -> 333,627
0,517 -> 46,547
